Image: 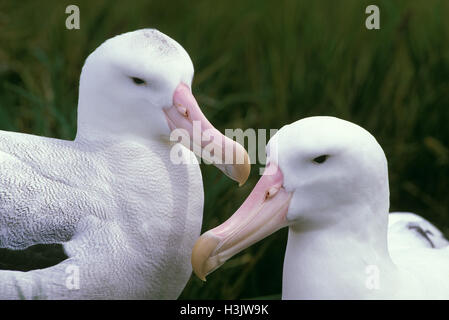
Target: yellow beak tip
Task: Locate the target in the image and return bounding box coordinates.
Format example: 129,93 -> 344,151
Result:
191,233 -> 221,281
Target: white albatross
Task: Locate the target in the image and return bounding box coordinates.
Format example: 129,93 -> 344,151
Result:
0,29 -> 250,299
192,116 -> 449,299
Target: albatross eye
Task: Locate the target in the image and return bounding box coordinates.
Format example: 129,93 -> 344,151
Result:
312,155 -> 329,164
131,77 -> 146,85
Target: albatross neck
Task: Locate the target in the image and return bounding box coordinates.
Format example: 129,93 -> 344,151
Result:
282,203 -> 400,299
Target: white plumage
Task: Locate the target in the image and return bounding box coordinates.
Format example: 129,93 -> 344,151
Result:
192,116 -> 449,299
0,29 -> 249,299
388,212 -> 449,251
280,118 -> 449,299
0,131 -> 203,299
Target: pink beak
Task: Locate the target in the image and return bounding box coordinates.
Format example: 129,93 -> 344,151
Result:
164,83 -> 250,186
191,163 -> 292,280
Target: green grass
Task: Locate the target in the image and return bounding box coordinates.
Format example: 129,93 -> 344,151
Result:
0,0 -> 448,299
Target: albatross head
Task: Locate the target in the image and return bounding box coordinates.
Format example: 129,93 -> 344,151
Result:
76,29 -> 249,185
192,116 -> 390,280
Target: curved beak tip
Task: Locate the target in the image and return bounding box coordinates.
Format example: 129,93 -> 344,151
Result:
238,164 -> 250,187
191,232 -> 220,282
221,150 -> 251,187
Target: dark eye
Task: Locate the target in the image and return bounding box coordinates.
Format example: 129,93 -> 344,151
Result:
131,77 -> 146,85
312,155 -> 329,164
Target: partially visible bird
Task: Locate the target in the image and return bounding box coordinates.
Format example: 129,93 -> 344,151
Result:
388,212 -> 449,251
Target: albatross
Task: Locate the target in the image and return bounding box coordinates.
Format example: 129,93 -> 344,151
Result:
192,116 -> 449,299
0,29 -> 250,299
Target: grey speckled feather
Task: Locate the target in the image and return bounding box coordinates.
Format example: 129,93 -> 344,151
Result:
0,120 -> 204,300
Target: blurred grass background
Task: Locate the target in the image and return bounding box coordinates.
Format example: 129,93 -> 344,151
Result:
0,0 -> 448,299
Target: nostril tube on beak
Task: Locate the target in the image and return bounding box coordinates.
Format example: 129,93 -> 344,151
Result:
176,105 -> 188,117
266,186 -> 280,199
167,82 -> 251,186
